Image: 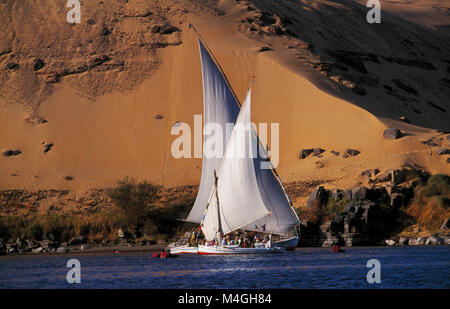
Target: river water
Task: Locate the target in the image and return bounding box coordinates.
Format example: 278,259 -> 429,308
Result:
0,246 -> 448,288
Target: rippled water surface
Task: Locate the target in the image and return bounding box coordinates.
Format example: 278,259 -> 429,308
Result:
0,246 -> 448,288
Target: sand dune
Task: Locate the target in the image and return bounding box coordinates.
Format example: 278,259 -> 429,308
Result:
1,0 -> 449,209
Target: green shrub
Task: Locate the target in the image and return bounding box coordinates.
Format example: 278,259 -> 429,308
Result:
108,177 -> 160,226
29,223 -> 43,240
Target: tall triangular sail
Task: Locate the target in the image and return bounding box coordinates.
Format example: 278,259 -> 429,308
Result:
201,88 -> 299,241
185,39 -> 240,223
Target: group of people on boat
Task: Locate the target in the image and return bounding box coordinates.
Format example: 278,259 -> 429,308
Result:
184,230 -> 277,248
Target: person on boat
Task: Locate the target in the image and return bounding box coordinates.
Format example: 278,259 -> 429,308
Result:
265,234 -> 272,249
221,237 -> 227,246
190,232 -> 196,246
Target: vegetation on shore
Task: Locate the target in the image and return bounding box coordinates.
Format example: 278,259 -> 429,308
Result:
0,173 -> 449,246
405,174 -> 450,233
0,177 -> 194,244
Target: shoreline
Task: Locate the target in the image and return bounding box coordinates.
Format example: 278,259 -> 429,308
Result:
1,243 -> 449,258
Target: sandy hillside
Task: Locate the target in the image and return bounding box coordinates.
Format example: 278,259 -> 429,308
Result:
0,0 -> 449,208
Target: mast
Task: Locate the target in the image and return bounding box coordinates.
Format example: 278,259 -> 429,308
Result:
214,169 -> 222,243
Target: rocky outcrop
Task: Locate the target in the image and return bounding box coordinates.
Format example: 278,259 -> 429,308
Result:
344,149 -> 360,157
436,148 -> 450,155
24,115 -> 47,125
385,239 -> 396,246
299,148 -> 313,159
298,169 -> 430,247
2,150 -> 21,157
425,235 -> 444,245
306,186 -> 329,209
383,128 -> 403,140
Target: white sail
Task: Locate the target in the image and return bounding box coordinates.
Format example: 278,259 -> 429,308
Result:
201,89 -> 299,241
186,39 -> 240,223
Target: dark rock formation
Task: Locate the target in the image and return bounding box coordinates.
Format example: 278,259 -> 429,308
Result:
151,24 -> 180,34
345,149 -> 360,156
331,189 -> 344,201
68,235 -> 87,246
43,143 -> 54,153
6,62 -> 19,70
352,187 -> 368,200
258,46 -> 272,52
436,148 -> 450,155
33,58 -> 45,71
2,150 -> 21,157
24,115 -> 47,125
299,148 -> 313,159
383,128 -> 403,139
421,139 -> 439,147
306,186 -> 329,209
330,150 -> 339,156
361,168 -> 380,178
313,148 -> 325,156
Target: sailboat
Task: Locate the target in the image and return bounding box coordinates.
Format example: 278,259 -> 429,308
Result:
169,27 -> 300,255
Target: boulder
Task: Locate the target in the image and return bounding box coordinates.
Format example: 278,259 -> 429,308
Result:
2,149 -> 21,157
352,187 -> 368,200
24,115 -> 47,125
68,235 -> 86,246
33,58 -> 45,71
398,237 -> 409,246
40,239 -> 56,250
360,168 -> 379,178
436,148 -> 450,155
421,139 -> 439,147
43,143 -> 54,153
306,186 -> 329,208
331,189 -> 344,201
344,189 -> 353,201
417,237 -> 427,245
385,239 -> 396,246
299,148 -> 313,159
32,247 -> 43,253
15,238 -> 24,249
425,235 -> 444,245
26,239 -> 40,249
6,62 -> 19,70
408,238 -> 419,246
258,46 -> 272,52
346,149 -> 360,156
118,228 -> 125,238
390,193 -> 405,208
321,233 -> 340,247
6,244 -> 17,253
375,171 -> 392,183
383,128 -> 403,139
313,148 -> 325,156
56,247 -> 67,253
